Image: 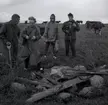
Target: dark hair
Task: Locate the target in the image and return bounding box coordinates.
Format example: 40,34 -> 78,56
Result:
68,13 -> 73,17
50,14 -> 55,18
12,14 -> 20,19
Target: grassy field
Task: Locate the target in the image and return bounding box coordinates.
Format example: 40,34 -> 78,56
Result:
1,24 -> 108,105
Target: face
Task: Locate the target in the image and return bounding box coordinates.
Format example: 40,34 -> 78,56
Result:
29,19 -> 35,24
68,16 -> 73,21
50,16 -> 55,22
13,17 -> 20,25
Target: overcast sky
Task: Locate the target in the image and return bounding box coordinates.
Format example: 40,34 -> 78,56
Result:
0,0 -> 107,23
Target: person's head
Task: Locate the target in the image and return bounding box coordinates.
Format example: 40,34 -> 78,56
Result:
68,13 -> 74,21
28,16 -> 36,24
50,14 -> 55,22
11,14 -> 20,25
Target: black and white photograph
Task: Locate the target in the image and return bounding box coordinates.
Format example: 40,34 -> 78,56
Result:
0,0 -> 108,105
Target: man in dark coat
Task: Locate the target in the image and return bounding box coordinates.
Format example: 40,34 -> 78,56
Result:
62,13 -> 80,57
0,14 -> 20,68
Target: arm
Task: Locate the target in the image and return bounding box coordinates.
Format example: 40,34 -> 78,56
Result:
0,24 -> 9,43
21,27 -> 29,39
43,23 -> 49,38
74,21 -> 80,32
35,25 -> 41,40
17,27 -> 21,38
62,22 -> 66,33
62,22 -> 69,34
56,24 -> 59,40
31,25 -> 41,41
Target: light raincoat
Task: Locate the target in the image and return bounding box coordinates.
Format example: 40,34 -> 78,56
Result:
19,24 -> 42,66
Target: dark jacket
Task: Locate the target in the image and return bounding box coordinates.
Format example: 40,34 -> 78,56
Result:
62,20 -> 80,40
0,21 -> 20,45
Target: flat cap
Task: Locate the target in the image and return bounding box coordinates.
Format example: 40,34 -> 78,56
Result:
28,16 -> 36,22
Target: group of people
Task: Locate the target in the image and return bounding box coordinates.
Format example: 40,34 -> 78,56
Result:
0,13 -> 80,70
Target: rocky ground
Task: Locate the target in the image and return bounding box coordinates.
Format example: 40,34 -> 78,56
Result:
0,25 -> 108,105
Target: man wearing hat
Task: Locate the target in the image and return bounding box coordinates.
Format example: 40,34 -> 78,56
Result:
20,16 -> 41,70
0,14 -> 20,68
62,13 -> 80,58
43,14 -> 58,59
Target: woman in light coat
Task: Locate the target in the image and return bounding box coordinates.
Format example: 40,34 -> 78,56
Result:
20,17 -> 41,70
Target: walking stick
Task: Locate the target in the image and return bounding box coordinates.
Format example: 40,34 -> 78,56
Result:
7,43 -> 12,69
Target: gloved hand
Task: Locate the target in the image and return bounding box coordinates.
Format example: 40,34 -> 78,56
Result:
65,30 -> 69,34
73,23 -> 77,27
31,36 -> 36,40
6,42 -> 11,46
6,42 -> 11,49
25,35 -> 29,39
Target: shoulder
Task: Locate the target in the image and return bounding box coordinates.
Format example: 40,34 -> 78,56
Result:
35,24 -> 40,28
46,22 -> 50,26
45,22 -> 50,28
64,21 -> 69,24
63,21 -> 69,25
22,25 -> 29,31
0,22 -> 9,30
3,22 -> 9,27
17,26 -> 20,32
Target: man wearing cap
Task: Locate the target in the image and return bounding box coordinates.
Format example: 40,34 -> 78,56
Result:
62,13 -> 80,58
0,14 -> 20,68
43,14 -> 58,59
20,16 -> 41,70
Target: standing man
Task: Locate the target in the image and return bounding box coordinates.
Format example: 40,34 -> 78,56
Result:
43,14 -> 58,59
62,13 -> 80,58
0,14 -> 20,68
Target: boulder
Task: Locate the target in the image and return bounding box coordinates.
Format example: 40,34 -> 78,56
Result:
11,82 -> 26,92
68,85 -> 78,93
50,66 -> 64,78
74,65 -> 87,71
79,86 -> 104,98
36,85 -> 46,92
50,66 -> 77,79
58,92 -> 71,101
78,86 -> 94,97
90,75 -> 104,88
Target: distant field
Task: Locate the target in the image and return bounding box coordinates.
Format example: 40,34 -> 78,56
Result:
18,23 -> 108,68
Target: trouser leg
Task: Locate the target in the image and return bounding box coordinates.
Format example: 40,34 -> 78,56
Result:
11,43 -> 18,68
51,42 -> 56,56
44,42 -> 50,55
24,56 -> 30,69
70,39 -> 76,57
65,40 -> 70,56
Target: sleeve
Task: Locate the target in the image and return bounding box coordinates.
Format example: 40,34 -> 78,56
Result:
35,25 -> 41,40
75,21 -> 80,31
17,28 -> 20,38
21,27 -> 28,39
56,24 -> 59,40
0,24 -> 8,43
43,23 -> 49,38
62,22 -> 68,33
0,24 -> 7,38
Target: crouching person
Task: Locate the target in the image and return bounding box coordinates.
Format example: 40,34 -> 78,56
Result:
20,17 -> 42,71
